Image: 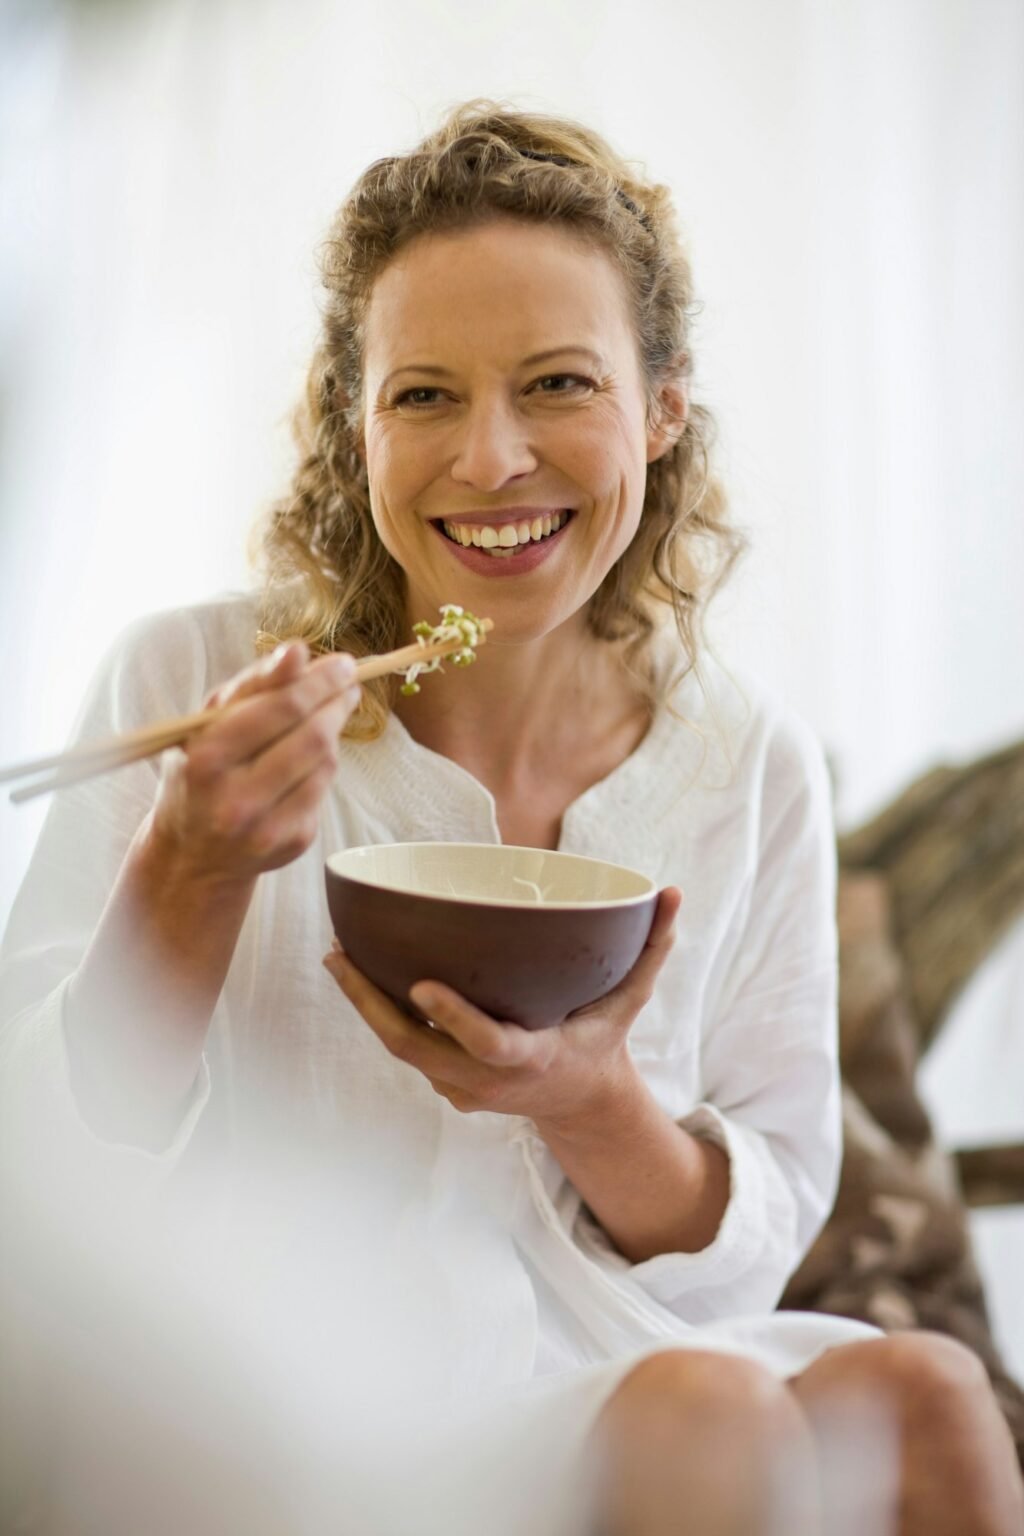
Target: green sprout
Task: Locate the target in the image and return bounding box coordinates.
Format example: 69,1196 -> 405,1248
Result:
398,605 -> 488,695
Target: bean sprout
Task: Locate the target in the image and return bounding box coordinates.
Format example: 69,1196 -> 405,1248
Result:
399,605 -> 489,695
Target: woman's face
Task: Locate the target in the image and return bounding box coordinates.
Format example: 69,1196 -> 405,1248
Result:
359,217 -> 683,643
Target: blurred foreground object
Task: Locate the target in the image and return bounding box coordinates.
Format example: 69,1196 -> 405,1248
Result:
782,736 -> 1024,1465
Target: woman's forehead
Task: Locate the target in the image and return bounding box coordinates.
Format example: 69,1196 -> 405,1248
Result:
362,219 -> 634,369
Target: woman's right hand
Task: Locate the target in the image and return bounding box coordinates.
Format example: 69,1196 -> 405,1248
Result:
147,641 -> 361,885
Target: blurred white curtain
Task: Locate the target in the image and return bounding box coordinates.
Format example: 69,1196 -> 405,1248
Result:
1,0 -> 1021,1355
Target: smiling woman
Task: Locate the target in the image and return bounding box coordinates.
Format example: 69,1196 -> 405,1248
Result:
253,102 -> 742,742
360,217 -> 674,650
2,99 -> 1023,1536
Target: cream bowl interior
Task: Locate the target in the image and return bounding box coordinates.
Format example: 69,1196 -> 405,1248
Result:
325,842 -> 654,907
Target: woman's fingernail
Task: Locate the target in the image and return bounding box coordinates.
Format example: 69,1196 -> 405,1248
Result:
410,984 -> 436,1011
269,641 -> 306,673
327,654 -> 357,686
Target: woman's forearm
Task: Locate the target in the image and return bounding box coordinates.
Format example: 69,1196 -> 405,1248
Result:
533,1063 -> 730,1264
64,812 -> 256,1146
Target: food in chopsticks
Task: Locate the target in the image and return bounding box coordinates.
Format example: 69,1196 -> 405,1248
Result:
2,606 -> 492,802
398,605 -> 487,695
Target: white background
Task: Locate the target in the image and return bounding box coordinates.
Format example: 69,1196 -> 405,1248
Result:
1,0 -> 1021,1368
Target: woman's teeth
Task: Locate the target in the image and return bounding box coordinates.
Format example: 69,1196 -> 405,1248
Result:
440,510 -> 569,556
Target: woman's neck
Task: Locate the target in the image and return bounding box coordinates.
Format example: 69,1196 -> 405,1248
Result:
392,613 -> 648,800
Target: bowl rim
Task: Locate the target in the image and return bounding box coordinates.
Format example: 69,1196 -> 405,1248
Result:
324,841 -> 658,910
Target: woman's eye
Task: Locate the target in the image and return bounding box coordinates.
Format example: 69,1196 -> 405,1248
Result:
394,387 -> 443,408
534,374 -> 591,395
392,375 -> 592,409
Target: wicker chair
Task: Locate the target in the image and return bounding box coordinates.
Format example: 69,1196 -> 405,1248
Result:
781,737 -> 1024,1465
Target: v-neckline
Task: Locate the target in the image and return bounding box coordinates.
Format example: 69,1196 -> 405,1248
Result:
337,630 -> 703,871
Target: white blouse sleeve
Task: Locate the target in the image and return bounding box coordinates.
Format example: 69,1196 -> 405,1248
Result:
0,608 -> 219,1185
574,714 -> 841,1323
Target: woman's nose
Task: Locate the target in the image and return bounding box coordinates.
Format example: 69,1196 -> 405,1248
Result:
449,400 -> 538,491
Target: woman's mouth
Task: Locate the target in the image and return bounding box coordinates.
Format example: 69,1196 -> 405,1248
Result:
434,510 -> 573,559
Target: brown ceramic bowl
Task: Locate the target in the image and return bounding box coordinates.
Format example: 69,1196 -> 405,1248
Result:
324,842 -> 659,1030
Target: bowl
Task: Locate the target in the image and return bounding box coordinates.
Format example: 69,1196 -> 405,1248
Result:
324,842 -> 659,1030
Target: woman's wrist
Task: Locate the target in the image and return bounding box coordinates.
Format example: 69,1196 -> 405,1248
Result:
136,809 -> 257,905
531,1050 -> 651,1153
532,1055 -> 730,1262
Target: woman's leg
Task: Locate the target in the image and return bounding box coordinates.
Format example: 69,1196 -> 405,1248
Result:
790,1332 -> 1024,1536
589,1334 -> 1024,1536
589,1348 -> 820,1536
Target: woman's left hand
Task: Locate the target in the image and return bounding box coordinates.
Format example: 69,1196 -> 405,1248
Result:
322,886 -> 682,1132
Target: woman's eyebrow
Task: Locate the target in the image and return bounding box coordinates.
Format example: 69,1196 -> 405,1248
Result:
380,347 -> 607,391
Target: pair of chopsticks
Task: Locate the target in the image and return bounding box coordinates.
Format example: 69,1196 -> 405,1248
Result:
1,623 -> 492,805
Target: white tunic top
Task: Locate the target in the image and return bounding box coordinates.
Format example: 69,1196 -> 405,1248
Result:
0,593 -> 877,1534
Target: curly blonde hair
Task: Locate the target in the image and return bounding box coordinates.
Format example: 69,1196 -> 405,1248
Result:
252,99 -> 745,738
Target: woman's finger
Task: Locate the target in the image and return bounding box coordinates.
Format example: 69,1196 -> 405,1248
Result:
407,982 -> 534,1069
230,687 -> 359,814
188,653 -> 357,777
573,886 -> 683,1024
323,948 -> 469,1076
233,753 -> 345,868
205,640 -> 309,709
428,1081 -> 479,1114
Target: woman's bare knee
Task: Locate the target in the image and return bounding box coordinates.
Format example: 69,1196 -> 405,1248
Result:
602,1349 -> 786,1425
592,1351 -> 818,1536
795,1331 -> 994,1439
792,1332 -> 1024,1536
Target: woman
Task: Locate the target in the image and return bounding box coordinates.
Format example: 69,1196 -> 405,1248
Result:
2,102 -> 1021,1536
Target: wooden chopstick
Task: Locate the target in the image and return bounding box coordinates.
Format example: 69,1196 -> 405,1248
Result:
1,708 -> 224,786
4,623 -> 491,804
7,726 -> 205,804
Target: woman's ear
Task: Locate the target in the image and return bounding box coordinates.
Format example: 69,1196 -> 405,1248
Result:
646,375 -> 689,464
